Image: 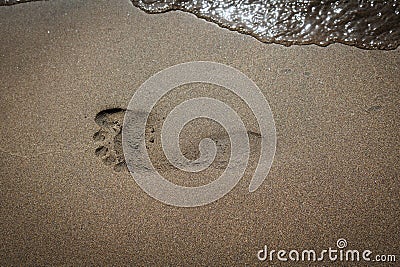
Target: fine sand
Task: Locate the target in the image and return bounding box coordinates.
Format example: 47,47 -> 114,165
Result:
1,0 -> 399,265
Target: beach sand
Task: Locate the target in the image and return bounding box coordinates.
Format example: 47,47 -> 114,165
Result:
0,0 -> 399,265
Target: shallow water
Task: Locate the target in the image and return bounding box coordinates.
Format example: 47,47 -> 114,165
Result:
2,0 -> 399,50
0,0 -> 35,4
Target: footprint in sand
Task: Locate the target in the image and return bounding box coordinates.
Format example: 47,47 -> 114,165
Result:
93,108 -> 262,174
93,108 -> 128,172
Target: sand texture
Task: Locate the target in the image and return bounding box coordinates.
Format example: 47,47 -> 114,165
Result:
1,0 -> 399,265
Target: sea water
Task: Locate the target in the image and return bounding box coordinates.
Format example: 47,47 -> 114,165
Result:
2,0 -> 399,50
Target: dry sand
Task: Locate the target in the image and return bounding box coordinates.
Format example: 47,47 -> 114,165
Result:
0,0 -> 399,265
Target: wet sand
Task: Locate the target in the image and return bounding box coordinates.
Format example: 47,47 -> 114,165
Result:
0,0 -> 399,265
